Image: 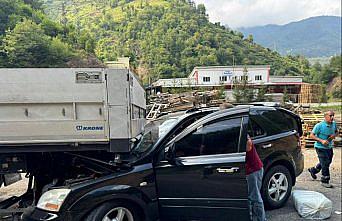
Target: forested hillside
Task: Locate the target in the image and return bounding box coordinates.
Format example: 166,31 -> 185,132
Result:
0,0 -> 340,91
0,0 -> 72,67
0,0 -> 102,67
39,0 -> 314,82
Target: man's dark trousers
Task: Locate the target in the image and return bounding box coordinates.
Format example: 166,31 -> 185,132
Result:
311,148 -> 333,183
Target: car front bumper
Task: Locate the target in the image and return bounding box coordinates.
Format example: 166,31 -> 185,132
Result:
21,207 -> 78,221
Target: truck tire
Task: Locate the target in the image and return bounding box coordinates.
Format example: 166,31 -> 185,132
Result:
85,201 -> 142,221
261,165 -> 292,210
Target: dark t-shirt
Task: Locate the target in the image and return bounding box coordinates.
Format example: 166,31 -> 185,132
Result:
246,143 -> 263,175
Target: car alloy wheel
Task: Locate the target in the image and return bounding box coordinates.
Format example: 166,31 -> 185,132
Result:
102,206 -> 134,221
85,201 -> 141,221
267,172 -> 289,202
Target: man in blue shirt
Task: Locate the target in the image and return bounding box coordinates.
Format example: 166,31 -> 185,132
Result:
308,110 -> 338,188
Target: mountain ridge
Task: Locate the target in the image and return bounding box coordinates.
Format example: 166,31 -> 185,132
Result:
238,16 -> 341,57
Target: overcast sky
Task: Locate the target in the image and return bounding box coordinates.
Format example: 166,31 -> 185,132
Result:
193,0 -> 341,29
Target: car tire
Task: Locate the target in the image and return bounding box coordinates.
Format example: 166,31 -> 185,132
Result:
261,165 -> 292,210
84,201 -> 142,221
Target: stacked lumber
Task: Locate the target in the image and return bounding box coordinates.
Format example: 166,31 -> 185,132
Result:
335,115 -> 342,148
147,90 -> 223,119
298,84 -> 322,103
300,113 -> 324,148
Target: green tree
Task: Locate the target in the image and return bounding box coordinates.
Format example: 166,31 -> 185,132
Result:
2,19 -> 50,67
255,85 -> 267,102
51,0 -> 310,79
282,86 -> 290,104
0,0 -> 31,35
320,85 -> 328,103
308,56 -> 341,84
232,82 -> 243,103
1,0 -> 314,75
46,37 -> 74,66
217,85 -> 226,100
2,18 -> 73,67
232,68 -> 254,103
332,84 -> 341,99
23,0 -> 43,10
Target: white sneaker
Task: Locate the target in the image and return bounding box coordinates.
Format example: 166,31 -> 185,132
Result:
321,182 -> 333,188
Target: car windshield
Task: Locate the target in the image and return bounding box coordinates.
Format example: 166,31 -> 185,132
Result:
131,115 -> 182,155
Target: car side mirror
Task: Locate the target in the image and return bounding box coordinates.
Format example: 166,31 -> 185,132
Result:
130,133 -> 142,144
165,142 -> 176,164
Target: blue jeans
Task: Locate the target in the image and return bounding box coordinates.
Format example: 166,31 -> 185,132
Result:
311,148 -> 334,183
247,168 -> 266,221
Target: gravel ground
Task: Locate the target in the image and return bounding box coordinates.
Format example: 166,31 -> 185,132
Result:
1,148 -> 341,220
267,147 -> 342,221
0,174 -> 28,201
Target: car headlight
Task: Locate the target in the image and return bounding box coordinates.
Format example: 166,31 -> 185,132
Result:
37,189 -> 71,212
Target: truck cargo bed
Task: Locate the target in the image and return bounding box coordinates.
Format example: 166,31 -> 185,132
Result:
0,68 -> 146,153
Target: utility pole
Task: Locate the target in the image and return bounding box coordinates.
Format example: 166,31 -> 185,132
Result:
60,1 -> 68,38
232,55 -> 235,91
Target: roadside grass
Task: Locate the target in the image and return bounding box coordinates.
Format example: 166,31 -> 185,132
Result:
314,104 -> 341,113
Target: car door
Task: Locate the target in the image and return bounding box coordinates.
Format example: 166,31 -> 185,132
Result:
249,108 -> 300,160
154,115 -> 250,221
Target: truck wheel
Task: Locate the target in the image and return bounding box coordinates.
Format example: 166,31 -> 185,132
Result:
85,201 -> 142,221
261,165 -> 292,210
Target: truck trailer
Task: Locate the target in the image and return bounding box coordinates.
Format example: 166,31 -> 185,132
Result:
0,68 -> 146,219
0,68 -> 146,153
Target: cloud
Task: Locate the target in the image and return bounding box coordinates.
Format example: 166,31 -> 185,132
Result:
193,0 -> 341,28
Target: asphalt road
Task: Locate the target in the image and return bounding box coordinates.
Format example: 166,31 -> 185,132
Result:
267,147 -> 342,221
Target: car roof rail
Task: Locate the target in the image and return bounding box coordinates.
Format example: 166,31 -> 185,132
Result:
185,107 -> 202,113
155,106 -> 221,118
185,106 -> 219,113
233,102 -> 281,107
155,112 -> 169,118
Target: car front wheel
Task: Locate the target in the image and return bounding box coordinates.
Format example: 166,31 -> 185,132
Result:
261,165 -> 292,210
85,201 -> 141,221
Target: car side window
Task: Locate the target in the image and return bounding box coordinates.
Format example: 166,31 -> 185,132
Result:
248,119 -> 266,138
252,109 -> 297,135
281,111 -> 300,132
161,112 -> 214,145
174,118 -> 241,157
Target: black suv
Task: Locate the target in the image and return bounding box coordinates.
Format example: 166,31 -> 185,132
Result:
23,106 -> 303,221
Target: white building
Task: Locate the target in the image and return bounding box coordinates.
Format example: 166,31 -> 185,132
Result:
152,65 -> 272,87
189,65 -> 270,86
149,65 -> 305,102
152,65 -> 304,88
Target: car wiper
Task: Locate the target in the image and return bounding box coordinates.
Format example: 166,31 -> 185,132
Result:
130,149 -> 141,157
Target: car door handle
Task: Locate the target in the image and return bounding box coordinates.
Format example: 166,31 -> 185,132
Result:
262,144 -> 272,149
217,167 -> 240,173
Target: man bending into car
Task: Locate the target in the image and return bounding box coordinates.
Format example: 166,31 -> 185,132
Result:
246,135 -> 266,221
